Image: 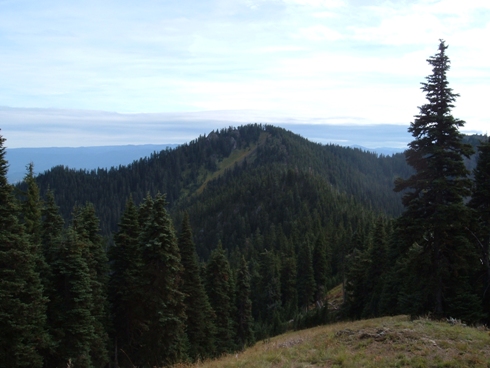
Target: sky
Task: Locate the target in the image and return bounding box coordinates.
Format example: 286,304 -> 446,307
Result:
0,0 -> 489,148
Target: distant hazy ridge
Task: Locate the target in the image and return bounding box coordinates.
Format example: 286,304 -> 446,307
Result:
6,144 -> 177,183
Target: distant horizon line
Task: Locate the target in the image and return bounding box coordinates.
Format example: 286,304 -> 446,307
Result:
1,106 -> 484,149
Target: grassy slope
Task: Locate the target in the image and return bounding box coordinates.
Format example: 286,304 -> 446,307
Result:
194,131 -> 267,195
177,315 -> 490,368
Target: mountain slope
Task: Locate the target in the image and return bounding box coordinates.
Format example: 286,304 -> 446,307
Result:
31,124 -> 411,239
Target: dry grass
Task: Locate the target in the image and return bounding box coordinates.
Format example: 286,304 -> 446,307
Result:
175,315 -> 490,368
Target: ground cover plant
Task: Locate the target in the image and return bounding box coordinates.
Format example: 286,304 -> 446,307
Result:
179,315 -> 490,368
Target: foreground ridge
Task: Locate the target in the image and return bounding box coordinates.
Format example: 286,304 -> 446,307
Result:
179,315 -> 490,368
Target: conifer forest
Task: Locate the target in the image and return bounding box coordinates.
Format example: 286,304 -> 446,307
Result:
1,41 -> 490,367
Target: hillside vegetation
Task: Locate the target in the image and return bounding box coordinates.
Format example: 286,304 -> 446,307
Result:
181,315 -> 490,368
32,124 -> 412,242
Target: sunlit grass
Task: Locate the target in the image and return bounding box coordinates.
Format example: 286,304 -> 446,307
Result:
175,315 -> 490,368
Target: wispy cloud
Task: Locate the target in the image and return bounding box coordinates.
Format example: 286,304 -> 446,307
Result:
0,106 -> 412,149
0,0 -> 488,146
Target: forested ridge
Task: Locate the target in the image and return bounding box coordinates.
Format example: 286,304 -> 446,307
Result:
32,124 -> 412,237
2,41 -> 490,367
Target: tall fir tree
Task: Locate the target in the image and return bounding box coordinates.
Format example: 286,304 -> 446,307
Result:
40,189 -> 66,367
280,239 -> 298,320
73,204 -> 111,367
378,221 -> 401,317
235,256 -> 255,349
21,165 -> 53,303
205,243 -> 236,355
469,137 -> 490,322
21,163 -> 43,245
138,192 -> 154,227
296,239 -> 315,311
50,227 -> 96,367
362,218 -> 389,318
178,213 -> 216,361
20,164 -> 56,361
109,197 -> 144,367
343,231 -> 371,319
138,193 -> 187,367
394,40 -> 478,318
0,132 -> 49,367
257,249 -> 282,321
312,232 -> 330,306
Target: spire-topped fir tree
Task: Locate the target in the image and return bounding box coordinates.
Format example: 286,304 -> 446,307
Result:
0,132 -> 49,367
205,242 -> 236,355
138,193 -> 187,366
178,213 -> 216,360
394,40 -> 478,318
109,196 -> 144,365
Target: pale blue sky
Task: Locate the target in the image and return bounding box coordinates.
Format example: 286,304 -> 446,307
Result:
1,0 -> 489,147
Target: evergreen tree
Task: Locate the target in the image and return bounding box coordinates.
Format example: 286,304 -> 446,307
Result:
21,164 -> 52,307
256,249 -> 282,335
138,193 -> 187,366
228,267 -> 238,343
362,218 -> 389,318
41,190 -> 65,255
21,163 -> 42,245
249,257 -> 262,320
40,190 -> 66,367
138,192 -> 154,227
312,232 -> 330,306
280,245 -> 298,320
178,213 -> 216,361
20,165 -> 57,362
73,204 -> 111,367
0,132 -> 49,367
296,240 -> 315,311
235,257 -> 255,349
394,40 -> 477,318
377,223 -> 401,317
343,231 -> 371,319
51,227 -> 95,367
469,137 -> 490,322
205,243 -> 236,355
109,197 -> 144,367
